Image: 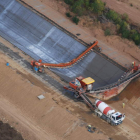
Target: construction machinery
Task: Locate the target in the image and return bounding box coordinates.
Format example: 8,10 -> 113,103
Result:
31,37 -> 140,100
94,99 -> 125,125
89,63 -> 140,100
30,37 -> 140,125
64,76 -> 125,125
30,41 -> 98,71
62,62 -> 140,125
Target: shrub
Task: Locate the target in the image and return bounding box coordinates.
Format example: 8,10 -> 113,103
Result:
121,29 -> 130,38
85,0 -> 90,8
132,33 -> 140,45
72,16 -> 80,25
106,10 -> 122,24
130,3 -> 133,7
64,0 -> 74,5
104,28 -> 111,36
129,29 -> 137,39
91,0 -> 105,15
116,24 -> 121,31
71,0 -> 85,16
66,12 -> 72,17
119,21 -> 129,32
122,13 -> 129,22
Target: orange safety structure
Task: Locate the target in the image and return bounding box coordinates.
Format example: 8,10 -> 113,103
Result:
31,41 -> 98,69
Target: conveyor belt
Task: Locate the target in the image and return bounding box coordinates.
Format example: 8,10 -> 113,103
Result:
32,41 -> 98,68
80,93 -> 95,110
90,69 -> 140,94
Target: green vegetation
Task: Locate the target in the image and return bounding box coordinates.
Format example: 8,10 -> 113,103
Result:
66,12 -> 72,17
130,3 -> 133,7
91,0 -> 105,15
106,10 -> 140,45
72,16 -> 80,25
104,28 -> 111,36
122,13 -> 129,22
64,0 -> 140,45
64,0 -> 105,16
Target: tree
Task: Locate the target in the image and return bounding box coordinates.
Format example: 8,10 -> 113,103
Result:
91,0 -> 105,15
71,0 -> 85,16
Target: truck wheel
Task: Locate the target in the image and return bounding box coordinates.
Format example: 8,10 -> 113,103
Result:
97,114 -> 100,118
107,119 -> 111,124
94,112 -> 97,116
111,122 -> 115,126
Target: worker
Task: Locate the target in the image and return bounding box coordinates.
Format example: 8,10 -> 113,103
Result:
87,125 -> 92,130
87,125 -> 91,132
122,102 -> 125,109
132,61 -> 135,67
87,125 -> 95,133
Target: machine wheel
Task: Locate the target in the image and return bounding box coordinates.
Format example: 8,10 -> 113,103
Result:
74,91 -> 80,99
38,68 -> 45,73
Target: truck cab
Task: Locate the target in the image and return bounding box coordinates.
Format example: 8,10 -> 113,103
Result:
110,112 -> 125,125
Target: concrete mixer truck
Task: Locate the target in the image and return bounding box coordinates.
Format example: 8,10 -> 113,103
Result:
94,100 -> 125,125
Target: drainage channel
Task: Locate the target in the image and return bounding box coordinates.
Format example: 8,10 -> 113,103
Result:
0,0 -> 124,89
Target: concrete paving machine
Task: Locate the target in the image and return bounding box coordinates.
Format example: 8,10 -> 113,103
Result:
30,41 -> 99,71
64,76 -> 125,125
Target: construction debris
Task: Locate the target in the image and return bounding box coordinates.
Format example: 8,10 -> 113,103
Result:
37,95 -> 45,100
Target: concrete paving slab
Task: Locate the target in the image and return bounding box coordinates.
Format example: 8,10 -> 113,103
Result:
0,0 -> 124,89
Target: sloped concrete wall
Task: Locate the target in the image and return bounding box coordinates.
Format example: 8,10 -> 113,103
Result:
0,0 -> 124,88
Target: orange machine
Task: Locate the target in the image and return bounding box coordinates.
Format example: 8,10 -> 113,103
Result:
69,76 -> 95,91
64,76 -> 95,98
31,41 -> 98,72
